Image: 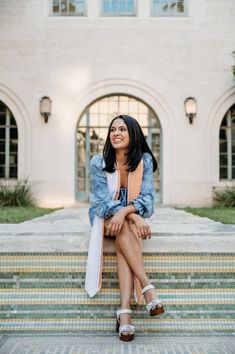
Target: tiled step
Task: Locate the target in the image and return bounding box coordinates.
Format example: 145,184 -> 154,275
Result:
1,319 -> 234,333
0,252 -> 234,334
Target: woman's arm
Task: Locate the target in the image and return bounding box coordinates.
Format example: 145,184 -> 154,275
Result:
128,153 -> 155,218
125,153 -> 155,238
104,204 -> 136,236
90,155 -> 123,219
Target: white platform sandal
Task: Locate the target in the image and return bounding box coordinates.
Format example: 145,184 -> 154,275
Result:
142,284 -> 165,317
116,308 -> 135,342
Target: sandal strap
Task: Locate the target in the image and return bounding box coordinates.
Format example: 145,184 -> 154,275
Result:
119,324 -> 135,336
116,308 -> 132,321
146,299 -> 162,312
142,284 -> 155,295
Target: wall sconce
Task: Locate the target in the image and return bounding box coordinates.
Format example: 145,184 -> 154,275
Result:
184,97 -> 197,124
40,96 -> 52,123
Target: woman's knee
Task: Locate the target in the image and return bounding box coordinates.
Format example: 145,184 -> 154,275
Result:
118,220 -> 131,237
115,238 -> 121,252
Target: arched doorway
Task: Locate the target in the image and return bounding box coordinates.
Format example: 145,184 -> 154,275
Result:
76,94 -> 162,202
0,101 -> 18,179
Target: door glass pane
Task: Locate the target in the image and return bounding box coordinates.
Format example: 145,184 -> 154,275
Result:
0,115 -> 6,125
0,128 -> 5,139
10,127 -> 17,139
232,154 -> 235,166
10,116 -> 16,125
10,166 -> 17,178
0,166 -> 4,178
220,154 -> 227,166
0,141 -> 5,152
10,140 -> 18,153
232,128 -> 235,153
220,167 -> 227,179
77,127 -> 86,193
0,154 -> 5,164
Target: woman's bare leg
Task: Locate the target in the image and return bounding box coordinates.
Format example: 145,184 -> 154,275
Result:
104,219 -> 133,328
116,220 -> 161,305
116,220 -> 149,287
115,240 -> 133,308
115,241 -> 133,328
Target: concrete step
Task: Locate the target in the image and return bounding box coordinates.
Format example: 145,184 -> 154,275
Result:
0,232 -> 234,253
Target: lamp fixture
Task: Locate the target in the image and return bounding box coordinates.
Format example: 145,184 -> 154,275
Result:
184,97 -> 197,124
40,96 -> 52,123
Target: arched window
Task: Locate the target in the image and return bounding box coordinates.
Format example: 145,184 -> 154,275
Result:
76,94 -> 162,201
0,101 -> 18,179
219,104 -> 235,180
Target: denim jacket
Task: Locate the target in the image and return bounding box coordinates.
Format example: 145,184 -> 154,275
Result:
88,152 -> 155,225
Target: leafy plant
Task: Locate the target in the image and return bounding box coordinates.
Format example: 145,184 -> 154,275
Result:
0,180 -> 35,207
213,186 -> 235,207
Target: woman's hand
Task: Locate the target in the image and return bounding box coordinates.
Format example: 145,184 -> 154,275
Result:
105,209 -> 126,236
130,215 -> 151,239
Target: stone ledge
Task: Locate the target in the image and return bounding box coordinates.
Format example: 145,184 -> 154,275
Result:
0,234 -> 234,253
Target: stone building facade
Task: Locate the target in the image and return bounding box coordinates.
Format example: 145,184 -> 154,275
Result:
0,0 -> 234,207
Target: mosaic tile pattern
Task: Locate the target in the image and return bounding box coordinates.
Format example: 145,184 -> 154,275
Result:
0,253 -> 234,334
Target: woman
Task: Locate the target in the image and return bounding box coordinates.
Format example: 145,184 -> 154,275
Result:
85,115 -> 164,342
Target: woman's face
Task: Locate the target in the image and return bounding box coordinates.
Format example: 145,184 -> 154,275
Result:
109,118 -> 130,150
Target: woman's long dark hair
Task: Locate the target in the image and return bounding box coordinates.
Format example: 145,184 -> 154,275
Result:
103,115 -> 158,172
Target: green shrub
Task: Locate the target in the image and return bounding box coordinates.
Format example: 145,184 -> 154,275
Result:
0,180 -> 35,207
214,187 -> 235,207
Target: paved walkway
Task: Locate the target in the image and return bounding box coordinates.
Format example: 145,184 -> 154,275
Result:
0,205 -> 234,253
0,334 -> 235,354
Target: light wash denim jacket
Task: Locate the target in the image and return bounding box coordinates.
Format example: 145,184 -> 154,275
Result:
88,152 -> 155,226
